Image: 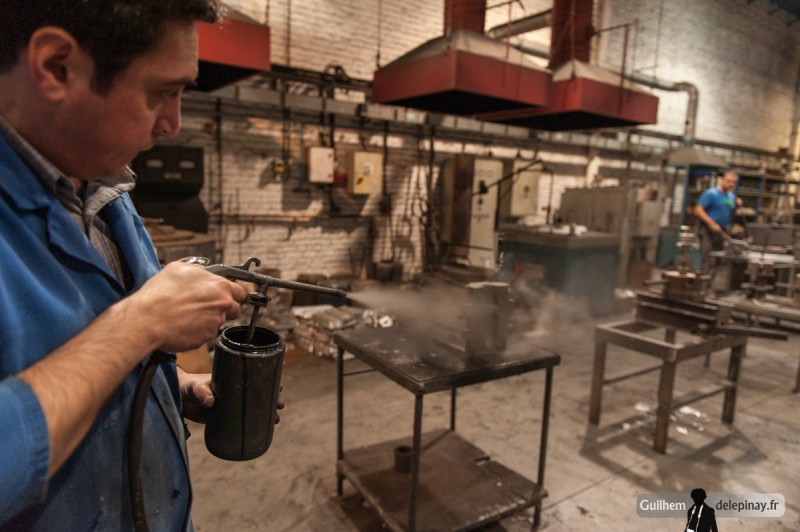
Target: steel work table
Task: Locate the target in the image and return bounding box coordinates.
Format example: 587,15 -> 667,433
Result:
589,319 -> 747,453
717,296 -> 800,393
334,326 -> 560,531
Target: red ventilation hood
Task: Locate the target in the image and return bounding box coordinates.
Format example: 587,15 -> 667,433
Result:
477,60 -> 659,130
371,0 -> 551,115
195,7 -> 271,92
476,0 -> 658,130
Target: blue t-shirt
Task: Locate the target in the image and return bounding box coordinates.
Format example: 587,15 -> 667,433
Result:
697,187 -> 737,229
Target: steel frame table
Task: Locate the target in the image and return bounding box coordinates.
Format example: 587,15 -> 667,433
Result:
589,319 -> 748,453
722,296 -> 800,393
334,326 -> 560,531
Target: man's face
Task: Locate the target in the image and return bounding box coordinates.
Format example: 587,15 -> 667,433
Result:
721,173 -> 738,192
60,21 -> 198,180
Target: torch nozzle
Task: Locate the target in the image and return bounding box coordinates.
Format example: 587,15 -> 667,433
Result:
189,256 -> 348,298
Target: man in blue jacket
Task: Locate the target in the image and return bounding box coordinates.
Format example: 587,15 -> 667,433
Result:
0,1 -> 249,529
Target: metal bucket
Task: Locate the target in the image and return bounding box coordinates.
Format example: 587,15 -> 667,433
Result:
204,325 -> 285,461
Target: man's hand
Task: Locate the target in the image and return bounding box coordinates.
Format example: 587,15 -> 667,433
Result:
178,367 -> 215,423
178,367 -> 286,424
126,261 -> 248,353
275,385 -> 285,424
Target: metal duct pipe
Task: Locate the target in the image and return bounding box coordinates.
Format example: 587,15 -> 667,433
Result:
444,0 -> 487,34
616,75 -> 698,146
670,82 -> 698,145
485,8 -> 553,39
550,0 -> 594,66
789,62 -> 800,161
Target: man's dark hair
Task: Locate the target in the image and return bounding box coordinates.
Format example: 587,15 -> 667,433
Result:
690,488 -> 707,502
0,0 -> 222,93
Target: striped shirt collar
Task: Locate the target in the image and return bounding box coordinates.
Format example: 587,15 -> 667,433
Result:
0,113 -> 135,194
0,113 -> 137,288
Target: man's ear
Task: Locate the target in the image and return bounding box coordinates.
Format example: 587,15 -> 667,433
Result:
26,27 -> 90,101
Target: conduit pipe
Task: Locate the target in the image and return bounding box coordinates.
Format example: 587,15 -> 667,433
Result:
485,9 -> 553,39
789,61 -> 800,161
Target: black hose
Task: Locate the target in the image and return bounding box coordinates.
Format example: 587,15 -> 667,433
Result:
129,350 -> 176,532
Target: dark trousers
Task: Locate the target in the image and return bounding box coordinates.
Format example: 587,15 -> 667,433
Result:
697,224 -> 724,273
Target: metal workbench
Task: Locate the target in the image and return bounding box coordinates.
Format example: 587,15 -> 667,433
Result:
714,294 -> 800,393
589,319 -> 748,454
334,326 -> 560,531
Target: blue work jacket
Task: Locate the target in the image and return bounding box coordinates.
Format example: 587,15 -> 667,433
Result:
0,136 -> 193,530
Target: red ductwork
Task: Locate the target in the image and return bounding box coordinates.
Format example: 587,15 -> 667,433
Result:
195,7 -> 271,92
477,0 -> 658,130
371,0 -> 551,115
444,0 -> 486,34
477,61 -> 659,130
549,0 -> 593,66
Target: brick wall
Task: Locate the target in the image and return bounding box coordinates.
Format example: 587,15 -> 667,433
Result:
600,0 -> 800,150
168,0 -> 800,280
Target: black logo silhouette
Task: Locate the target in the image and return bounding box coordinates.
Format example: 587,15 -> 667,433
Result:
685,488 -> 718,532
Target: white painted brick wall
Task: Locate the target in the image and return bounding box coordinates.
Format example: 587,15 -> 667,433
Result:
176,0 -> 800,280
222,0 -> 799,149
601,0 -> 800,150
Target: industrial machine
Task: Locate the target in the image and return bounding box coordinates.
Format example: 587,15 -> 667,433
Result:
498,159 -> 541,222
639,227 -> 786,338
441,154 -> 502,269
130,146 -> 208,234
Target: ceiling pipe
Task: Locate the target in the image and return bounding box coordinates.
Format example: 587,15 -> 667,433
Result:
549,0 -> 594,67
485,8 -> 553,39
444,0 -> 487,34
789,61 -> 800,162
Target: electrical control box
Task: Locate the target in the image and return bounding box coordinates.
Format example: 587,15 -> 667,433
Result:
346,151 -> 383,195
305,146 -> 335,184
499,159 -> 540,219
441,154 -> 502,269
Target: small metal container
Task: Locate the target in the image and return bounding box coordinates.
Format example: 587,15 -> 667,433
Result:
204,326 -> 285,461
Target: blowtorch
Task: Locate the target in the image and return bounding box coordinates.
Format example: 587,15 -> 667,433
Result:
187,256 -> 347,461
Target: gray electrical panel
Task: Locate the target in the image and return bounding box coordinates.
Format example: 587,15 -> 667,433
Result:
441,154 -> 502,269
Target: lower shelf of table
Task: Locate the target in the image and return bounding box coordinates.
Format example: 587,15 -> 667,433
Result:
337,429 -> 545,531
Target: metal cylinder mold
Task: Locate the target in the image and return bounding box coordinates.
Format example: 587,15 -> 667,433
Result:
204,325 -> 285,461
394,445 -> 412,474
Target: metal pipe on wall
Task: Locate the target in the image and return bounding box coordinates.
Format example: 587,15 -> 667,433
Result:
485,8 -> 552,39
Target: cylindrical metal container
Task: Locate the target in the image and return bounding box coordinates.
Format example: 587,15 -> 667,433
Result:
204,325 -> 285,461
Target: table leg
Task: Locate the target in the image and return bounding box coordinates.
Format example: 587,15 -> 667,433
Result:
794,348 -> 800,394
654,360 -> 677,454
336,345 -> 345,496
723,343 -> 745,423
408,393 -> 424,532
450,388 -> 457,431
589,339 -> 607,425
533,366 -> 554,530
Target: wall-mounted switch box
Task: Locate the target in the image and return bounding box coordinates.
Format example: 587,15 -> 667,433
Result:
346,151 -> 383,195
306,146 -> 335,184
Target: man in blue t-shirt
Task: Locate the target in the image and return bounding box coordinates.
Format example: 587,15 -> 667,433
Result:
694,170 -> 742,271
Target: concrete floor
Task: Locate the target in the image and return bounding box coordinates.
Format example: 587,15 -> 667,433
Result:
185,305 -> 799,531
